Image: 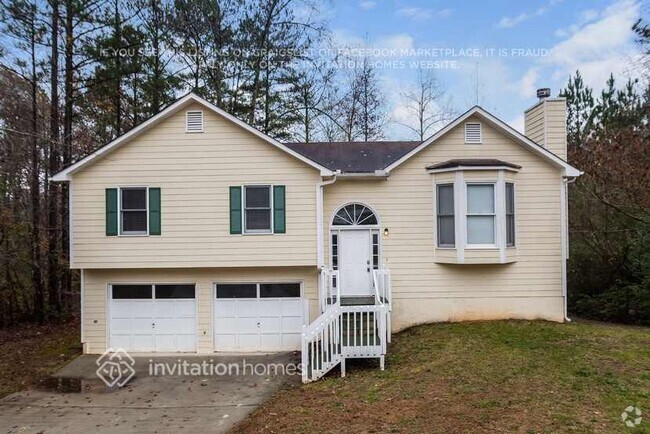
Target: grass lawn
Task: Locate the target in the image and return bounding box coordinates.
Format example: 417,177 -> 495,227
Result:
234,320 -> 649,433
0,319 -> 81,398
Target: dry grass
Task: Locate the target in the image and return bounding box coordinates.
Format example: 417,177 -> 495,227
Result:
0,319 -> 81,397
234,320 -> 649,433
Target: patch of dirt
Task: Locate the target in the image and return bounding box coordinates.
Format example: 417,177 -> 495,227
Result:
0,319 -> 81,397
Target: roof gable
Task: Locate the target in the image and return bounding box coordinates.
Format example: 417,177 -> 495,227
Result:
51,93 -> 333,181
384,106 -> 582,177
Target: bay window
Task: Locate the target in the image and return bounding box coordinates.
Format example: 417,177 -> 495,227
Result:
506,182 -> 515,246
466,184 -> 495,245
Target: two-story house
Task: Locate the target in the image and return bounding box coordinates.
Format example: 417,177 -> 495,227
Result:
52,92 -> 581,381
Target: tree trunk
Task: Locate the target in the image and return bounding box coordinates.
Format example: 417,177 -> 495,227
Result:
29,13 -> 45,324
47,0 -> 61,317
61,0 -> 74,307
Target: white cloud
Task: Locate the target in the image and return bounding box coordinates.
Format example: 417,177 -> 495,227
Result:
496,0 -> 563,29
359,1 -> 376,11
509,114 -> 526,133
396,7 -> 452,21
513,0 -> 642,106
378,33 -> 414,52
544,0 -> 641,87
515,69 -> 539,99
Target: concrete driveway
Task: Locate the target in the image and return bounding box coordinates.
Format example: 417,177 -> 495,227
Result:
0,353 -> 299,434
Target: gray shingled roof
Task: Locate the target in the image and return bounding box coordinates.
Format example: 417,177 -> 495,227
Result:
285,141 -> 421,173
426,159 -> 521,171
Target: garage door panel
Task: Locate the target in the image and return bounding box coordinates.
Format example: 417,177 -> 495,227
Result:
109,284 -> 196,353
214,283 -> 303,352
258,300 -> 281,316
281,316 -> 303,331
260,334 -> 281,351
281,334 -> 301,349
237,317 -> 259,333
214,301 -> 235,317
281,299 -> 302,313
155,317 -> 195,334
236,300 -> 258,317
132,335 -> 154,352
111,318 -> 133,334
155,300 -> 195,317
238,334 -> 259,351
259,317 -> 280,333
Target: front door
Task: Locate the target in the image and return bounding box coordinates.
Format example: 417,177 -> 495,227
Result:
339,230 -> 373,296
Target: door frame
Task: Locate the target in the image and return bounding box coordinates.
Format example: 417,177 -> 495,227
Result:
329,202 -> 382,295
106,282 -> 198,352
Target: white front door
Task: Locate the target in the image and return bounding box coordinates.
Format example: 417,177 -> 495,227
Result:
339,230 -> 373,296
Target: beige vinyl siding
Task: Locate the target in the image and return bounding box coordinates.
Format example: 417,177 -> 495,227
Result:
524,98 -> 567,159
71,103 -> 321,269
543,99 -> 568,159
82,266 -> 318,354
323,115 -> 565,328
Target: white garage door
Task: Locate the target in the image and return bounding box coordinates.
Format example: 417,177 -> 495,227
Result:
109,284 -> 196,352
214,283 -> 304,352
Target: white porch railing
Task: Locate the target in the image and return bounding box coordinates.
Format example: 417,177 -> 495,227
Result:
301,301 -> 343,383
372,267 -> 392,343
319,268 -> 340,313
302,266 -> 391,383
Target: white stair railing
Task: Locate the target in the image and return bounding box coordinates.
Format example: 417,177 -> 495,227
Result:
303,267 -> 391,382
302,301 -> 342,383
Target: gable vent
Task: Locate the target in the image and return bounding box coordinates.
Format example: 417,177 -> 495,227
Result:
186,110 -> 204,133
464,122 -> 482,144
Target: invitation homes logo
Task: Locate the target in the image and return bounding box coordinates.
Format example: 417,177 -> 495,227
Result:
95,348 -> 136,387
95,348 -> 301,387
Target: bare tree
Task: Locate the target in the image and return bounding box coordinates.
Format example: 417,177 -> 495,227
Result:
397,71 -> 454,141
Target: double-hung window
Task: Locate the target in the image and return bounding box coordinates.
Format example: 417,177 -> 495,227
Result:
120,187 -> 147,235
466,184 -> 495,245
506,183 -> 515,246
436,184 -> 455,247
244,186 -> 272,233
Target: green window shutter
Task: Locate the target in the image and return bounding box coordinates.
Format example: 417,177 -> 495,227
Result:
273,185 -> 286,234
105,188 -> 118,236
149,187 -> 161,235
229,186 -> 242,234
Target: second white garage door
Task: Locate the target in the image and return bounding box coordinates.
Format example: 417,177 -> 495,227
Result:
213,282 -> 304,352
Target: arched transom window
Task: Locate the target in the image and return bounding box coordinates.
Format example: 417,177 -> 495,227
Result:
332,203 -> 378,226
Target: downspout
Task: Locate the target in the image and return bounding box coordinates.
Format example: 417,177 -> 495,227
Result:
561,176 -> 578,322
316,171 -> 339,268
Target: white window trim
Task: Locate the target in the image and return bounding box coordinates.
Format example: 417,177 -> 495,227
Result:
505,181 -> 516,248
118,186 -> 149,236
185,110 -> 204,133
242,185 -> 274,234
465,182 -> 497,248
435,183 -> 455,248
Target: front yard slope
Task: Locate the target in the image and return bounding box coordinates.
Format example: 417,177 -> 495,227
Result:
234,320 -> 649,433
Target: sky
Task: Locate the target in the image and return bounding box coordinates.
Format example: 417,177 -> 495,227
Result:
318,0 -> 646,138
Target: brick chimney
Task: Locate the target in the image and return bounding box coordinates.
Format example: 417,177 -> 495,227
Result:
524,90 -> 567,160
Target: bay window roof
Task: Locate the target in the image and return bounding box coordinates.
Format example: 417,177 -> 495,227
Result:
426,159 -> 521,172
